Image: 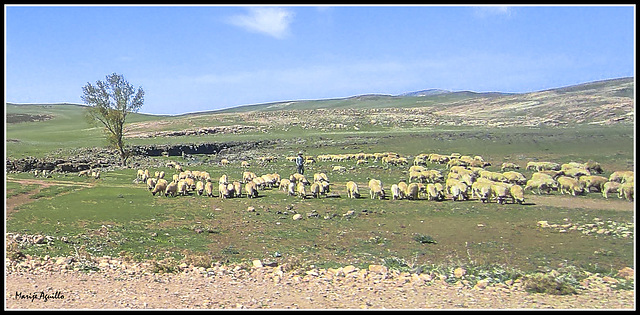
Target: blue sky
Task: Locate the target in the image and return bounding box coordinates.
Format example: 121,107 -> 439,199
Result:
5,5 -> 635,115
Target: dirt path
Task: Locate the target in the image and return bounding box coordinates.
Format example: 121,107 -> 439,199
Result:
5,260 -> 635,310
526,194 -> 634,211
5,178 -> 95,217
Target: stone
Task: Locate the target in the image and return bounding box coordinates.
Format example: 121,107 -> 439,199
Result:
617,267 -> 634,280
454,267 -> 466,278
368,264 -> 388,274
292,214 -> 303,220
252,260 -> 263,268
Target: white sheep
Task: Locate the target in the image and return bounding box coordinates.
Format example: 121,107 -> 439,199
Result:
368,179 -> 385,200
578,175 -> 608,193
500,162 -> 520,172
233,181 -> 243,197
426,183 -> 445,201
406,183 -> 420,200
245,181 -> 258,198
146,177 -> 157,191
450,182 -> 468,201
471,181 -> 492,203
609,170 -> 634,183
490,184 -> 509,204
151,179 -> 168,196
296,182 -> 307,199
195,181 -> 205,196
346,181 -> 360,199
557,176 -> 585,196
602,181 -> 621,199
204,181 -> 214,197
287,181 -> 296,196
310,183 -> 321,198
177,180 -> 189,196
165,181 -> 178,197
391,184 -> 401,200
219,183 -> 231,199
618,182 -> 634,201
509,185 -> 525,204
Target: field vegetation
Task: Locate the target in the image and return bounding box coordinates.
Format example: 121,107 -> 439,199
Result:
5,77 -> 635,291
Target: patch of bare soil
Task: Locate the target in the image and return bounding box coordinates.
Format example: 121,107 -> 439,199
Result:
5,178 -> 94,217
527,194 -> 634,211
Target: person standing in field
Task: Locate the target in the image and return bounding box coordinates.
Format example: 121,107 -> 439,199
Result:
296,151 -> 305,175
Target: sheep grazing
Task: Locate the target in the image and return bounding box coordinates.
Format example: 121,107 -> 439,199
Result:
500,162 -> 520,172
609,170 -> 634,183
602,181 -> 621,199
279,178 -> 291,192
391,184 -> 401,200
618,182 -> 634,201
204,181 -> 214,197
471,181 -> 492,203
450,182 -> 468,201
313,172 -> 330,183
368,179 -> 385,200
310,183 -> 322,198
557,176 -> 585,196
233,181 -> 243,197
287,181 -> 296,196
579,175 -> 608,193
502,171 -> 527,185
245,181 -> 258,198
509,185 -> 525,204
425,183 -> 443,201
78,169 -> 91,177
177,180 -> 189,196
584,160 -> 604,174
296,182 -> 307,199
526,161 -> 561,172
218,183 -> 231,199
151,179 -> 168,196
219,174 -> 229,186
490,184 -> 509,204
195,181 -> 205,196
165,181 -> 178,197
146,177 -> 157,191
346,181 -> 360,199
406,183 -> 420,200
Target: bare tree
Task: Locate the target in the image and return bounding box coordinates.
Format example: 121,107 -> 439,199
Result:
81,73 -> 144,166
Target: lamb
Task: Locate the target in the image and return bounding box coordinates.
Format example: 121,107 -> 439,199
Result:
151,179 -> 168,196
406,183 -> 420,200
245,181 -> 258,198
310,183 -> 322,198
618,182 -> 634,201
320,181 -> 331,196
165,181 -> 178,197
578,175 -> 608,193
79,169 -> 91,177
91,170 -> 101,179
204,181 -> 214,197
368,179 -> 385,200
471,181 -> 492,203
146,177 -> 157,191
509,185 -> 525,204
346,181 -> 360,199
602,181 -> 621,199
557,176 -> 585,196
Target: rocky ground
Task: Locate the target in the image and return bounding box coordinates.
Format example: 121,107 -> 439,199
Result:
5,253 -> 635,310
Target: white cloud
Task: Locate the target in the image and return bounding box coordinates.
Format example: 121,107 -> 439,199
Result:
227,7 -> 294,39
473,6 -> 513,18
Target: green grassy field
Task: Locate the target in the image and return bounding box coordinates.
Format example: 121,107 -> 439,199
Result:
5,98 -> 635,282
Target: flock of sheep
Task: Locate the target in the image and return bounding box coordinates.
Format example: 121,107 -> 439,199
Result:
134,152 -> 634,204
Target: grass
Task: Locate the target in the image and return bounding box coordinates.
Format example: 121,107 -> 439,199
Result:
5,99 -> 635,293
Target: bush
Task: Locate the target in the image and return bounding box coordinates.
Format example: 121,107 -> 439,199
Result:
524,271 -> 578,295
